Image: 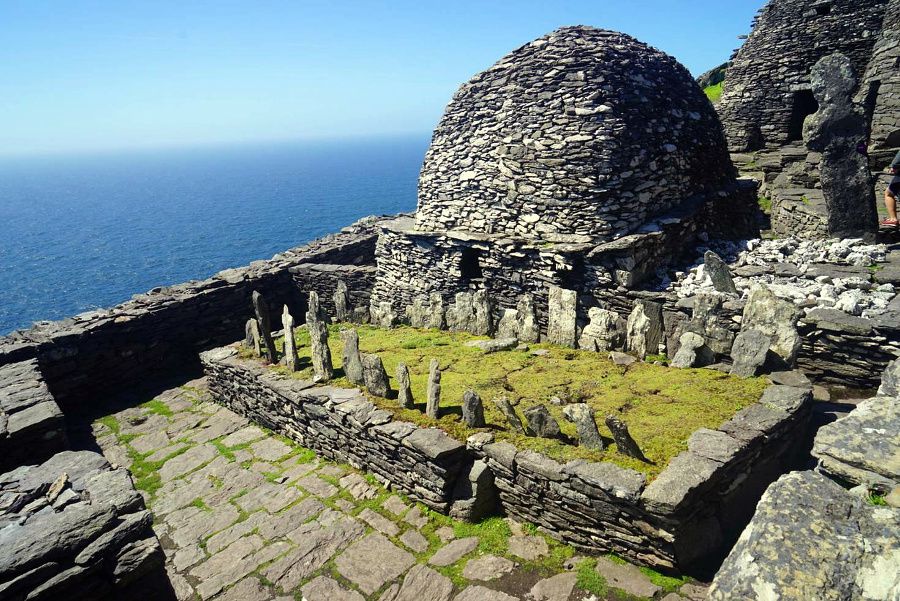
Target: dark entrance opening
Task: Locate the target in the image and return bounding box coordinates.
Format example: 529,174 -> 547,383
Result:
862,81 -> 881,126
886,130 -> 900,149
459,247 -> 483,281
787,90 -> 819,142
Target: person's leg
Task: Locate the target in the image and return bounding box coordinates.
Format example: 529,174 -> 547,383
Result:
887,187 -> 898,222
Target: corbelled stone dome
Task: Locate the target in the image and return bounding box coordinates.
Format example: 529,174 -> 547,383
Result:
415,26 -> 734,243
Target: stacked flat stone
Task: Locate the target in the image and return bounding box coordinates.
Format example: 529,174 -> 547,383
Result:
859,0 -> 900,164
0,451 -> 163,600
717,0 -> 889,151
0,359 -> 68,473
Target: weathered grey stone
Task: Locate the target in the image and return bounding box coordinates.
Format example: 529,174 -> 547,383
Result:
301,575 -> 365,601
492,398 -> 526,434
547,286 -> 577,348
703,250 -> 737,294
529,572 -> 578,601
252,291 -> 276,364
361,354 -> 391,398
595,557 -> 661,598
244,318 -> 261,356
333,280 -> 351,322
670,332 -> 713,369
878,357 -> 900,397
741,284 -> 802,365
454,585 -> 520,601
730,329 -> 771,377
608,351 -> 637,366
626,300 -> 663,359
446,291 -> 492,336
578,307 -> 622,352
562,404 -> 604,450
335,533 -> 415,595
396,363 -> 414,409
341,329 -> 364,386
472,289 -> 493,336
687,429 -> 744,464
428,292 -> 445,330
371,301 -> 398,328
426,359 -> 441,419
524,405 -> 561,439
464,338 -> 518,353
507,534 -> 548,561
708,471 -> 900,601
112,536 -> 163,586
462,555 -> 515,581
403,428 -> 464,461
768,370 -> 812,389
461,390 -> 486,428
642,451 -> 721,513
399,530 -> 429,553
281,306 -> 299,372
517,294 -> 540,344
604,415 -> 646,462
306,292 -> 334,381
393,564 -> 453,601
429,536 -> 479,567
496,309 -> 520,340
563,460 -> 645,502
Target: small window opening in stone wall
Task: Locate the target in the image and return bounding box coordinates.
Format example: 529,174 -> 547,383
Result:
886,130 -> 900,149
862,81 -> 881,123
813,2 -> 832,16
459,247 -> 484,281
788,90 -> 819,142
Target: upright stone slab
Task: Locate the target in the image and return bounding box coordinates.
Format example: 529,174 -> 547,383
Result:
496,309 -> 520,340
742,284 -> 802,366
703,251 -> 738,295
405,297 -> 430,328
362,354 -> 391,398
396,363 -> 414,409
803,53 -> 878,241
605,415 -> 647,462
306,291 -> 334,381
245,318 -> 261,356
670,332 -> 714,369
341,329 -> 364,385
370,301 -> 398,328
333,280 -> 351,322
730,329 -> 772,377
547,286 -> 577,348
281,306 -> 299,372
524,405 -> 561,439
426,359 -> 441,419
493,397 -> 526,434
472,289 -> 493,336
461,390 -> 486,428
252,291 -> 277,364
626,300 -> 663,359
428,292 -> 445,330
562,404 -> 605,450
517,294 -> 540,344
578,307 -> 622,352
446,292 -> 475,333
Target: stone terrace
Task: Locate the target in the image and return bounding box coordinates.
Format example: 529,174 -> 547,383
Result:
84,377 -> 710,601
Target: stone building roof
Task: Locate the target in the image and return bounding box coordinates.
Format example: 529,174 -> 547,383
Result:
414,26 -> 734,244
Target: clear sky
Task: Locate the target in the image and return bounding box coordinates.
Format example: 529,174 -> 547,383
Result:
0,1 -> 764,157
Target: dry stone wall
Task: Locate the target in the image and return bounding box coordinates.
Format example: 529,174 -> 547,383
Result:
860,0 -> 900,163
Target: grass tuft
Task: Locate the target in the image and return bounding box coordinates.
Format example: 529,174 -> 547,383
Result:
704,82 -> 724,103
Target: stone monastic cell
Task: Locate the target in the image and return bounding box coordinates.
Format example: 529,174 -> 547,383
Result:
578,307 -> 623,352
396,362 -> 414,409
361,354 -> 391,398
562,404 -> 605,450
281,306 -> 299,373
252,291 -> 276,364
605,415 -> 648,462
547,286 -> 578,348
306,291 -> 334,381
523,405 -> 561,439
340,329 -> 364,386
333,280 -> 351,322
626,301 -> 664,359
803,53 -> 878,241
492,397 -> 526,434
426,358 -> 442,419
516,295 -> 540,344
461,390 -> 486,428
244,318 -> 261,357
703,251 -> 738,295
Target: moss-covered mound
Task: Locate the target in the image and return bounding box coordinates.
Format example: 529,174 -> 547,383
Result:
257,324 -> 765,478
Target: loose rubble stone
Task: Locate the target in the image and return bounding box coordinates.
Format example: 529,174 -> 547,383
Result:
547,286 -> 577,348
604,415 -> 647,462
461,390 -> 486,428
362,354 -> 391,398
281,306 -> 299,372
670,332 -> 713,369
252,291 -> 277,364
524,405 -> 561,439
341,329 -> 365,386
396,362 -> 414,409
741,284 -> 802,365
562,404 -> 604,450
608,351 -> 637,366
426,359 -> 442,419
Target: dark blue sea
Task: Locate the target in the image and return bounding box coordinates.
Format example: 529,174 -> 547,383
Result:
0,136 -> 428,335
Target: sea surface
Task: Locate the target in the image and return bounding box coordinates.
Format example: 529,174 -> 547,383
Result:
0,135 -> 428,335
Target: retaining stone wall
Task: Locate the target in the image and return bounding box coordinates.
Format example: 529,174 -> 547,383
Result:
290,263 -> 376,318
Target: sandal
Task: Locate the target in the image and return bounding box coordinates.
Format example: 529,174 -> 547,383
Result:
880,218 -> 899,227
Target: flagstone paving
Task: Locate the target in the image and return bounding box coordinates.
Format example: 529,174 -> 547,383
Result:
88,377 -> 709,601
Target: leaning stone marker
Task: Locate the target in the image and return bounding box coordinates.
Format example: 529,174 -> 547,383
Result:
803,53 -> 878,241
396,362 -> 414,409
244,318 -> 261,356
281,306 -> 299,372
562,404 -> 605,450
703,251 -> 738,295
461,390 -> 486,427
605,415 -> 647,462
333,280 -> 351,322
426,359 -> 441,419
524,405 -> 561,439
493,397 -> 526,434
670,332 -> 713,369
340,329 -> 364,385
252,291 -> 276,364
547,286 -> 577,348
362,354 -> 391,398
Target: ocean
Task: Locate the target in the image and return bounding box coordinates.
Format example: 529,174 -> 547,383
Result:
0,135 -> 428,335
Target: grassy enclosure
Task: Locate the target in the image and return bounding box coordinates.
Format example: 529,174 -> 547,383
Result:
254,324 -> 766,478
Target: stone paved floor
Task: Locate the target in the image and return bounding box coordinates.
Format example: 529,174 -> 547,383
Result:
87,377 -> 708,601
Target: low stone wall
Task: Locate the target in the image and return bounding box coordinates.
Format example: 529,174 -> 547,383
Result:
290,263 -> 376,318
0,359 -> 68,473
0,450 -> 164,601
202,345 -> 811,574
0,217 -> 385,412
201,347 -> 468,512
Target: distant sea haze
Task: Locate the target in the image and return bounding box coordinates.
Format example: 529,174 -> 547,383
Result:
0,136 -> 427,335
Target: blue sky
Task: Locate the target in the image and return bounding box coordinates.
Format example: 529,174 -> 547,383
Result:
0,1 -> 763,156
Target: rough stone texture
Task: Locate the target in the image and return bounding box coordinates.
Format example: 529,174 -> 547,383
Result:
562,403 -> 605,450
879,357 -> 900,397
859,0 -> 900,163
281,306 -> 299,373
742,284 -> 802,366
446,291 -> 493,336
813,394 -> 900,493
708,471 -> 900,601
595,557 -> 662,598
523,405 -> 561,439
0,451 -> 162,600
462,555 -> 515,581
803,53 -> 878,241
464,338 -> 518,353
361,354 -> 391,398
516,295 -> 540,344
604,415 -> 647,462
341,329 -> 365,386
626,300 -> 664,359
730,329 -> 772,377
670,332 -> 713,369
546,286 -> 577,348
335,533 -> 415,595
461,390 -> 486,428
306,292 -> 334,381
703,251 -> 737,295
492,398 -> 526,434
396,363 -> 414,409
0,359 -> 68,473
578,307 -> 623,352
429,537 -> 479,567
333,280 -> 351,323
245,318 -> 261,355
253,291 -> 277,365
426,359 -> 442,420
717,0 -> 889,151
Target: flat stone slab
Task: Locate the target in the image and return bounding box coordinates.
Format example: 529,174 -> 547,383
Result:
300,575 -> 365,601
390,564 -> 453,601
529,572 -> 578,601
399,530 -> 429,553
507,535 -> 549,561
335,533 -> 415,595
462,555 -> 516,581
429,537 -> 479,567
595,557 -> 662,598
454,585 -> 520,601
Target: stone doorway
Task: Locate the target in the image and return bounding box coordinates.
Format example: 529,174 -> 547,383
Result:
787,90 -> 819,142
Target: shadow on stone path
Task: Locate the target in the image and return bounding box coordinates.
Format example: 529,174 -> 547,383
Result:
70,376 -> 706,601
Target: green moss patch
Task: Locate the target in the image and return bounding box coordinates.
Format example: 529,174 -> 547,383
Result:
259,324 -> 766,478
703,81 -> 724,103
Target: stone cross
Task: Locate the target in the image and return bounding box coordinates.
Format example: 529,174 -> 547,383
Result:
306,291 -> 333,381
605,415 -> 648,462
340,329 -> 365,385
252,291 -> 276,364
281,306 -> 299,372
244,318 -> 261,357
524,404 -> 561,439
426,359 -> 441,419
362,354 -> 391,397
547,286 -> 577,348
461,390 -> 486,427
333,280 -> 350,323
562,404 -> 605,450
396,363 -> 414,409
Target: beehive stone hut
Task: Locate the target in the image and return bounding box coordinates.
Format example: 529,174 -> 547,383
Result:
371,26 -> 758,321
860,0 -> 900,164
717,0 -> 889,152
